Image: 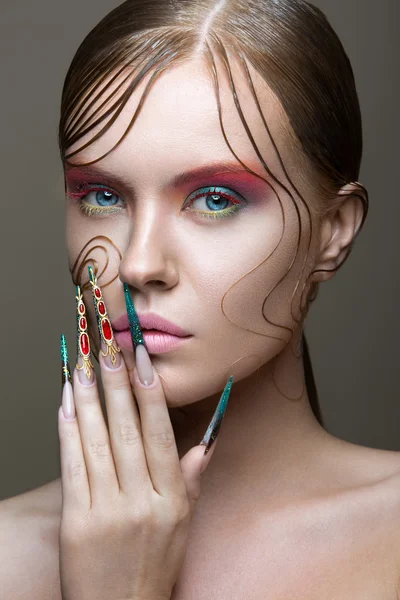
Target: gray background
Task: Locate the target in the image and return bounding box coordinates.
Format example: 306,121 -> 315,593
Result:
0,0 -> 398,500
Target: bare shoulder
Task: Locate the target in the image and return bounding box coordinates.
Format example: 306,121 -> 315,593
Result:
0,478 -> 62,600
267,441 -> 400,599
344,443 -> 400,596
347,442 -> 400,501
370,448 -> 400,554
327,439 -> 400,564
326,437 -> 400,516
318,431 -> 400,491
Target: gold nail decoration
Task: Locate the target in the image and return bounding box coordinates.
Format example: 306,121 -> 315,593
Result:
88,266 -> 120,366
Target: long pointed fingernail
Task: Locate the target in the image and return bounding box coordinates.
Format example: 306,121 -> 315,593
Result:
135,343 -> 154,386
60,334 -> 72,386
123,282 -> 145,349
200,376 -> 234,455
88,266 -> 121,368
75,286 -> 94,384
60,334 -> 75,421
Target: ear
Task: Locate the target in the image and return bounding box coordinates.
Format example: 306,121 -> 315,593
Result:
311,182 -> 367,284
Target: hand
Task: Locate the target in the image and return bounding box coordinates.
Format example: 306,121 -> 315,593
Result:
57,284 -> 232,600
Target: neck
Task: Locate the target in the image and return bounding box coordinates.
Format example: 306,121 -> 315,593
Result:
170,331 -> 331,514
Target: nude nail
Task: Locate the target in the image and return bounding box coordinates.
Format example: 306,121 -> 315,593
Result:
135,343 -> 154,386
62,381 -> 76,421
60,335 -> 76,421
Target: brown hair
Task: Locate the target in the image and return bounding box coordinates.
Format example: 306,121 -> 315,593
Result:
58,0 -> 369,427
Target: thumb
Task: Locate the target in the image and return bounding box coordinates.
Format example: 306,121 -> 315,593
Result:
179,437 -> 219,510
180,375 -> 233,510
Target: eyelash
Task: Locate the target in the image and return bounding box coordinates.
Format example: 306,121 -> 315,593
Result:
66,182 -> 247,220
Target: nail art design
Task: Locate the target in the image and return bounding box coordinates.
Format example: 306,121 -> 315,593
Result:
75,286 -> 94,379
60,334 -> 72,386
88,266 -> 121,366
123,282 -> 145,349
200,375 -> 234,455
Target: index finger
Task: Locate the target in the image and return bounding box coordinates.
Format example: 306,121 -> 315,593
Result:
132,343 -> 186,499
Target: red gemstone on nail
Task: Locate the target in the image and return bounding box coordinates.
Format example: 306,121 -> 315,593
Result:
80,333 -> 90,356
98,301 -> 106,316
94,287 -> 102,299
79,317 -> 87,330
78,303 -> 85,315
101,318 -> 113,342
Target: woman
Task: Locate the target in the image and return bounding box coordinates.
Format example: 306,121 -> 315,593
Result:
1,0 -> 400,597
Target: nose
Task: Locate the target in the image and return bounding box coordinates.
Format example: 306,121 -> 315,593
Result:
118,211 -> 179,294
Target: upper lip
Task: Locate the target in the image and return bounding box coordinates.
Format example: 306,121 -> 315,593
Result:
112,312 -> 192,337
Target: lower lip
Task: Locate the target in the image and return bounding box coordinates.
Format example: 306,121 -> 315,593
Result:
114,330 -> 192,354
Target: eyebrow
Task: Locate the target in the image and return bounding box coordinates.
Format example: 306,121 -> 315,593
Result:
64,161 -> 261,190
170,162 -> 258,187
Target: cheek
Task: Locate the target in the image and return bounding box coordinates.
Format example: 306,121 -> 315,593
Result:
65,209 -> 128,287
191,198 -> 307,333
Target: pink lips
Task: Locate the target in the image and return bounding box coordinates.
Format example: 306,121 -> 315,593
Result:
112,312 -> 191,337
112,312 -> 193,354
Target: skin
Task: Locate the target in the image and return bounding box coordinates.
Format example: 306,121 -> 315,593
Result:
1,52 -> 400,599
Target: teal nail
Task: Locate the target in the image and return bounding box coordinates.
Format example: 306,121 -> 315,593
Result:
200,376 -> 234,455
123,282 -> 145,349
60,334 -> 72,387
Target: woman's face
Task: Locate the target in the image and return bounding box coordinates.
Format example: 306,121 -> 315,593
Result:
64,54 -> 318,407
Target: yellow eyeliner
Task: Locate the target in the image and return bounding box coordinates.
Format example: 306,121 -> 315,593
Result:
188,205 -> 241,219
78,202 -> 123,217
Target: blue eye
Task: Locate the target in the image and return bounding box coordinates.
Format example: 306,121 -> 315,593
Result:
80,184 -> 123,208
95,190 -> 119,206
184,186 -> 247,220
202,193 -> 230,211
66,182 -> 125,217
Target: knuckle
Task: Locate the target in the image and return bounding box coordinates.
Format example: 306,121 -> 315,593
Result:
117,422 -> 142,446
89,438 -> 111,461
128,505 -> 153,526
67,459 -> 85,481
62,427 -> 76,440
174,499 -> 191,523
79,390 -> 98,405
148,430 -> 174,449
106,376 -> 130,393
62,508 -> 123,546
153,497 -> 190,528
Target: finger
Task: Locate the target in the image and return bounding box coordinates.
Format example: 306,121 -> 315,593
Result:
132,344 -> 186,498
179,443 -> 218,510
99,351 -> 152,495
88,267 -> 151,496
74,286 -> 120,505
180,376 -> 233,511
58,335 -> 90,515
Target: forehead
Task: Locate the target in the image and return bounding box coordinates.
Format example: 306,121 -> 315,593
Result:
65,52 -> 294,185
